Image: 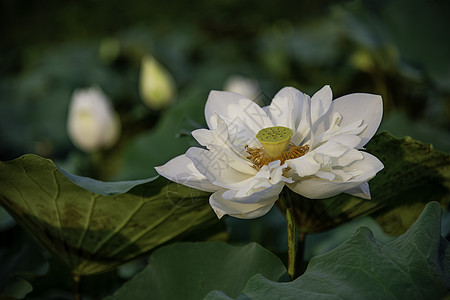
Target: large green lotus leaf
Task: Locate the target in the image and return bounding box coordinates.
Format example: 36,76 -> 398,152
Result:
57,167 -> 158,196
0,154 -> 215,275
105,242 -> 287,300
284,131 -> 450,234
207,201 -> 450,300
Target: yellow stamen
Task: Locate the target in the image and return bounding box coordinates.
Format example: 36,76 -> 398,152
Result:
246,143 -> 310,170
246,126 -> 309,170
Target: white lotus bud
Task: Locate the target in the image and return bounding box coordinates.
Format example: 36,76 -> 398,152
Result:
67,87 -> 121,152
139,55 -> 176,110
223,75 -> 260,102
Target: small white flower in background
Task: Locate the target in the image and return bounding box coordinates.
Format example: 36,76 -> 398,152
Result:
156,85 -> 384,219
223,75 -> 260,103
67,87 -> 121,152
139,55 -> 176,110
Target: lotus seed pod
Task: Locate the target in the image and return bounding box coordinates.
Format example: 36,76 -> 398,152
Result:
256,126 -> 293,157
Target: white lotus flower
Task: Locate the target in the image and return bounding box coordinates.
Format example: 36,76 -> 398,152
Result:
156,85 -> 384,219
67,87 -> 121,152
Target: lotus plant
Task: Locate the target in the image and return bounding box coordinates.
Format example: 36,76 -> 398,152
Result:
156,85 -> 383,219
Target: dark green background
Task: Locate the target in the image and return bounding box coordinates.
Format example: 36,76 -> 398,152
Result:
1,0 -> 450,298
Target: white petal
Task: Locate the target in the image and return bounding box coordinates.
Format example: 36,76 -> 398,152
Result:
310,85 -> 333,126
314,112 -> 367,146
315,171 -> 336,181
195,115 -> 252,161
287,153 -> 321,177
209,182 -> 284,219
344,182 -> 372,199
207,144 -> 256,175
204,90 -> 245,129
192,115 -> 230,148
226,101 -> 273,143
233,161 -> 293,198
155,155 -> 221,192
288,152 -> 383,199
185,147 -> 253,188
343,152 -> 384,182
313,140 -> 348,157
331,169 -> 354,181
204,90 -> 273,135
266,160 -> 295,185
333,118 -> 367,136
295,94 -> 314,146
191,129 -> 215,146
330,134 -> 362,149
266,87 -> 305,130
334,149 -> 364,167
312,135 -> 361,158
329,93 -> 383,148
288,178 -> 363,199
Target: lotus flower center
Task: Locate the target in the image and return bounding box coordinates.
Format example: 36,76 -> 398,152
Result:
246,126 -> 309,170
256,126 -> 293,157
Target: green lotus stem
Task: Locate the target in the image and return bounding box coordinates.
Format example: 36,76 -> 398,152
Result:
282,189 -> 296,280
89,151 -> 102,179
73,273 -> 82,300
296,231 -> 306,277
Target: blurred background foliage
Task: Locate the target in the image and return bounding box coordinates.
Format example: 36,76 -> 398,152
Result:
1,0 -> 450,298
